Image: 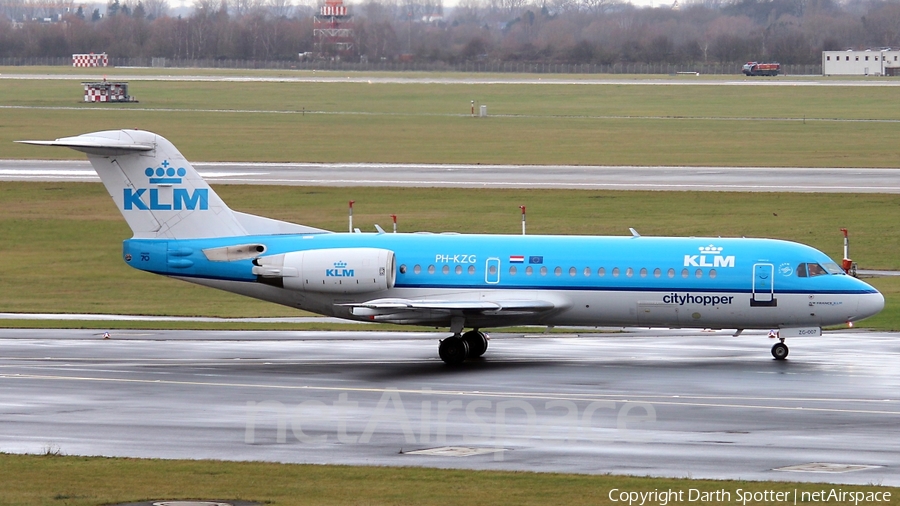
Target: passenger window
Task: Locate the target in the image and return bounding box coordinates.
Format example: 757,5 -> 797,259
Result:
612,267 -> 620,277
583,267 -> 591,277
442,265 -> 450,274
598,267 -> 605,277
796,263 -> 807,277
709,269 -> 717,279
509,266 -> 517,275
681,269 -> 689,278
428,265 -> 435,274
667,268 -> 675,278
654,268 -> 661,278
526,266 -> 533,275
569,267 -> 577,276
640,268 -> 648,278
489,264 -> 497,275
626,267 -> 634,277
414,265 -> 421,274
399,264 -> 407,274
455,265 -> 462,275
554,266 -> 562,276
695,269 -> 703,278
540,266 -> 548,276
468,265 -> 476,275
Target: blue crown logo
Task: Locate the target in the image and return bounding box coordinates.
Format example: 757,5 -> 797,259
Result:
334,261 -> 347,268
145,160 -> 186,184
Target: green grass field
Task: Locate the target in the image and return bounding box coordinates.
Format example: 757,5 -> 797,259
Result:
2,181 -> 899,329
4,71 -> 900,166
1,453 -> 896,506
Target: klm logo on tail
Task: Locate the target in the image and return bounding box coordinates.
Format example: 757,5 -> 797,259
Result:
123,160 -> 208,211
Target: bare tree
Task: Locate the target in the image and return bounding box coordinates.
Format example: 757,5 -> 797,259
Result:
267,0 -> 293,18
142,0 -> 169,19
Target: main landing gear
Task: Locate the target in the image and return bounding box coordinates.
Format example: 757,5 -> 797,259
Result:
439,330 -> 489,365
771,339 -> 789,360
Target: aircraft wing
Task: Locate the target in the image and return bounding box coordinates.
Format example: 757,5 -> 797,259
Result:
342,298 -> 557,323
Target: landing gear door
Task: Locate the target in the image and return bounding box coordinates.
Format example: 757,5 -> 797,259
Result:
751,263 -> 777,307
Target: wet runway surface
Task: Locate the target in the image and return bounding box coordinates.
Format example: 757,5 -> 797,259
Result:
1,328 -> 898,484
3,159 -> 900,192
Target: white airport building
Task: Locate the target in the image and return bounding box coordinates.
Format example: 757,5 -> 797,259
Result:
822,49 -> 900,76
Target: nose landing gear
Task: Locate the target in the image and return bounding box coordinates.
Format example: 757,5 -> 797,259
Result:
771,339 -> 789,360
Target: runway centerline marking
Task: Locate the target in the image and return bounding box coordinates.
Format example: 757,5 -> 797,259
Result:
1,373 -> 897,416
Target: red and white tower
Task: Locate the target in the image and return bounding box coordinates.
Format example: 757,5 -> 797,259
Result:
313,0 -> 355,59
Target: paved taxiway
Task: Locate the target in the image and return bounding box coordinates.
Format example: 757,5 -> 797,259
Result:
1,328 -> 898,484
3,160 -> 900,192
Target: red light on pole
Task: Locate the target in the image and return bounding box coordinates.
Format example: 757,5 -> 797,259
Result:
520,205 -> 526,235
349,200 -> 355,233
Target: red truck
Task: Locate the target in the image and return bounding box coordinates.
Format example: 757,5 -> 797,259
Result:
742,62 -> 781,76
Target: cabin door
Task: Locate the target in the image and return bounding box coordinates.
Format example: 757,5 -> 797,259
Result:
751,263 -> 777,307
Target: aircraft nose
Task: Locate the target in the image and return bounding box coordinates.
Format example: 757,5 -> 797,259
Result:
855,290 -> 885,321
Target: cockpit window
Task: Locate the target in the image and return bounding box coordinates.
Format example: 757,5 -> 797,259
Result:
797,262 -> 830,277
823,262 -> 844,275
807,263 -> 827,277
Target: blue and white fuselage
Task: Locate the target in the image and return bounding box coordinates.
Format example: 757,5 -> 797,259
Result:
21,130 -> 884,364
125,233 -> 882,331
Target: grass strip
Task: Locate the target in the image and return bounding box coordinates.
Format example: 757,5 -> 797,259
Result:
1,453 -> 896,506
4,77 -> 900,166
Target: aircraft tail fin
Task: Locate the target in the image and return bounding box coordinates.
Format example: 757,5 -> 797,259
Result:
18,130 -> 325,239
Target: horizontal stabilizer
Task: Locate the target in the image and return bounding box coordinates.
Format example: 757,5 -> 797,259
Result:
17,136 -> 154,156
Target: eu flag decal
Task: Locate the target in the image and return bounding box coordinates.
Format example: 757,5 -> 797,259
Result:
529,256 -> 544,264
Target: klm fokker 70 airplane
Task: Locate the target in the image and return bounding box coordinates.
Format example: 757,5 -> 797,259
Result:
21,130 -> 884,364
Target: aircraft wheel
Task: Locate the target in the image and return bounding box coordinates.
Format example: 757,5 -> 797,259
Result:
771,342 -> 789,360
462,330 -> 488,358
439,337 -> 469,365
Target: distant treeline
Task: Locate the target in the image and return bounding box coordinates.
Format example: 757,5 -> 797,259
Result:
1,0 -> 899,65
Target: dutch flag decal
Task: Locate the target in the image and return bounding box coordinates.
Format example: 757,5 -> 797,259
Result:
509,255 -> 525,263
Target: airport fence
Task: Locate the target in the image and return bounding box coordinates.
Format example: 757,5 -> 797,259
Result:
0,56 -> 825,76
